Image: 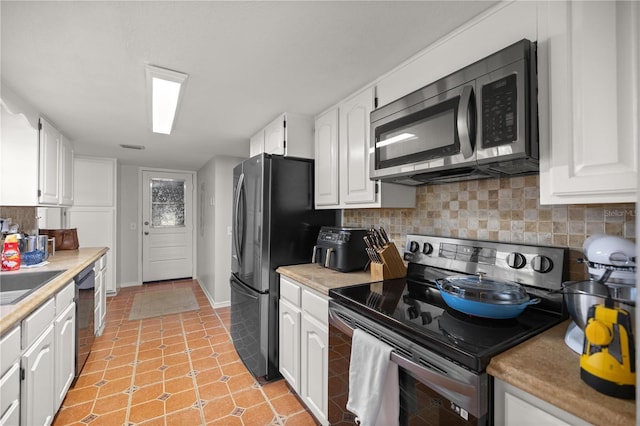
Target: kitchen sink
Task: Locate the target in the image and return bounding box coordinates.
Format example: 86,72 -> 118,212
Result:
0,270 -> 66,305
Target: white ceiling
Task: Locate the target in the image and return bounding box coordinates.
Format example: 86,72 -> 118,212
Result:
1,1 -> 497,171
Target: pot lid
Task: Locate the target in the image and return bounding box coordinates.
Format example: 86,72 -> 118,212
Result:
436,274 -> 530,305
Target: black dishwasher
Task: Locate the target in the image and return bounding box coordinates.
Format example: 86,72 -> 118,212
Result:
74,264 -> 95,381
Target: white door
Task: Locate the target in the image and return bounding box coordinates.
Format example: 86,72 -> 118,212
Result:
142,170 -> 194,282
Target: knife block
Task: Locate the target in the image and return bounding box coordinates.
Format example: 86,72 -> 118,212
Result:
370,242 -> 407,281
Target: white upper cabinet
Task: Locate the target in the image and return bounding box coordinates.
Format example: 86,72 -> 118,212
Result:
38,117 -> 75,206
59,135 -> 74,206
249,130 -> 265,158
314,87 -> 415,209
340,87 -> 377,205
314,108 -> 340,207
0,96 -> 74,207
252,112 -> 314,159
264,114 -> 287,156
0,101 -> 39,206
538,0 -> 638,204
38,117 -> 61,205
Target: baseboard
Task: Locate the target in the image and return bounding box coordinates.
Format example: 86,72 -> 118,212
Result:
196,278 -> 231,309
119,281 -> 141,288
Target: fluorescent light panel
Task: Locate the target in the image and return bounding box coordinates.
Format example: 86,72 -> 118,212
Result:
145,64 -> 188,135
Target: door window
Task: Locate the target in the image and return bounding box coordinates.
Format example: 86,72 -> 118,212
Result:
150,178 -> 185,227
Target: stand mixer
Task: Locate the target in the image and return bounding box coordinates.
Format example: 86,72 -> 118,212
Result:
562,234 -> 636,399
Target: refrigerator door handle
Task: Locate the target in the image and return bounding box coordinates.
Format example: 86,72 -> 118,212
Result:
233,172 -> 245,266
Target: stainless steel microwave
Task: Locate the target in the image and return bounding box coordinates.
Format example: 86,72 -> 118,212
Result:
370,39 -> 538,185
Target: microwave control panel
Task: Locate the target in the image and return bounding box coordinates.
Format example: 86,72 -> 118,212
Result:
481,73 -> 517,148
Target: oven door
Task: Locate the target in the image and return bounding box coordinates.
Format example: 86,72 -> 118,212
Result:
370,83 -> 477,181
328,302 -> 489,426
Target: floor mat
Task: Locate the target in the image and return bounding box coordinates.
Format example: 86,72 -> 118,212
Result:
128,287 -> 199,320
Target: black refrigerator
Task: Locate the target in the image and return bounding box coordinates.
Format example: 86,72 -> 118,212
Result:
230,154 -> 336,381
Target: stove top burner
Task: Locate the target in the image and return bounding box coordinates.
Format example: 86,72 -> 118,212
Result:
329,234 -> 569,372
331,278 -> 564,372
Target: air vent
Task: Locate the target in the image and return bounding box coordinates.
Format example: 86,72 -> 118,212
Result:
120,144 -> 145,150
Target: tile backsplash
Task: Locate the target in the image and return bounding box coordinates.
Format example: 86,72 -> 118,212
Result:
0,206 -> 38,234
343,175 -> 636,281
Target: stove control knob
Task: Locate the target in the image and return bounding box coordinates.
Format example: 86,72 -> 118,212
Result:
407,306 -> 419,320
409,241 -> 420,253
506,252 -> 526,269
422,242 -> 433,255
532,255 -> 554,273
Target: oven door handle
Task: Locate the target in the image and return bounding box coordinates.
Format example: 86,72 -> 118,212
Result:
329,308 -> 478,400
456,85 -> 475,159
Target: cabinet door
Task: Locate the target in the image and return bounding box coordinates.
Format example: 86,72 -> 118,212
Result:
538,1 -> 638,204
301,314 -> 328,426
38,118 -> 61,205
339,87 -> 377,205
278,299 -> 301,393
21,324 -> 55,426
0,363 -> 20,426
94,268 -> 105,336
494,378 -> 589,426
264,114 -> 286,156
0,103 -> 39,206
73,157 -> 116,207
54,302 -> 76,410
59,135 -> 74,206
249,131 -> 265,158
314,108 -> 340,208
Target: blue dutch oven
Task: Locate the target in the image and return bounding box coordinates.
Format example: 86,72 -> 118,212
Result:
436,275 -> 540,319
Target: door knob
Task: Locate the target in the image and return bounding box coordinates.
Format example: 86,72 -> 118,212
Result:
144,221 -> 149,226
144,232 -> 149,235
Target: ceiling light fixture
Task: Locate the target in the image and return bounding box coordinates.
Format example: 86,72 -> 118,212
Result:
145,64 -> 188,135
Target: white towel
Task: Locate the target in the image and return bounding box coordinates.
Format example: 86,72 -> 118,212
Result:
346,329 -> 400,426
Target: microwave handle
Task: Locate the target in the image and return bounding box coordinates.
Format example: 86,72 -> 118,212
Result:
456,85 -> 474,159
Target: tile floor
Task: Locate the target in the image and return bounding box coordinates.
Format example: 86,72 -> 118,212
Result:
52,279 -> 317,426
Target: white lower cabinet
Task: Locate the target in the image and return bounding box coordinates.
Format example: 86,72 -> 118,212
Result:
54,302 -> 76,410
300,296 -> 328,426
278,276 -> 329,426
493,378 -> 590,426
21,324 -> 55,426
0,326 -> 21,426
278,298 -> 301,391
0,280 -> 76,426
94,255 -> 107,336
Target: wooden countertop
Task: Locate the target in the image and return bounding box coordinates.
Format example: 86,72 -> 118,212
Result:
276,263 -> 373,296
0,247 -> 108,335
488,320 -> 636,425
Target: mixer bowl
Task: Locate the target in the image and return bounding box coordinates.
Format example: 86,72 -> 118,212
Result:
562,280 -> 636,330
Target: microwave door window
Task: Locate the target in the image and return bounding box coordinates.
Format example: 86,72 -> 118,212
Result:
376,97 -> 462,169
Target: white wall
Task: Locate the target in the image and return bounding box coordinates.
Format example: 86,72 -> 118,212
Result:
197,155 -> 244,306
118,164 -> 140,286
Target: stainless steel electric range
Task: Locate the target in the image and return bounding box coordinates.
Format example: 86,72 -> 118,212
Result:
328,235 -> 569,426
